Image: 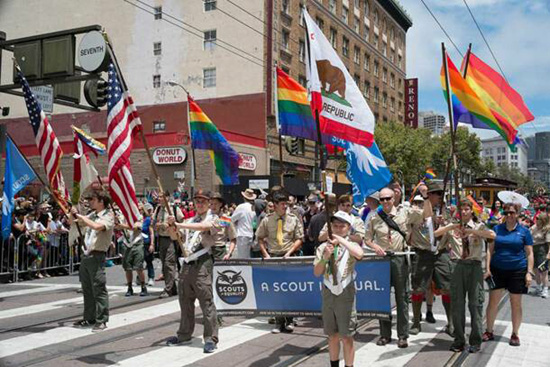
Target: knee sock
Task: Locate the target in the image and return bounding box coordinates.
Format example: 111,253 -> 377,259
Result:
442,294 -> 452,325
330,360 -> 339,367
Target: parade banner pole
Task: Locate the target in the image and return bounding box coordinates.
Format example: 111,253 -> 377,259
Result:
185,92 -> 197,198
273,65 -> 285,187
462,43 -> 473,79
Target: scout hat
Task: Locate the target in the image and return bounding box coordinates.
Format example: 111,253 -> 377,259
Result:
413,195 -> 424,202
427,181 -> 444,194
241,188 -> 257,201
330,210 -> 353,225
211,192 -> 225,204
194,189 -> 211,200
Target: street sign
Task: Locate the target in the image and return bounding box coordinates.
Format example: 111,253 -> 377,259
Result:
30,85 -> 54,113
78,30 -> 109,72
249,179 -> 269,190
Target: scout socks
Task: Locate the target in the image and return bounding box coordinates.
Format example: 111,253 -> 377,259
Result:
330,360 -> 339,367
126,284 -> 134,297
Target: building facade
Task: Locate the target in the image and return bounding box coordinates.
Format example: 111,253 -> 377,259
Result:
0,0 -> 412,196
527,132 -> 550,187
418,110 -> 446,136
481,136 -> 528,175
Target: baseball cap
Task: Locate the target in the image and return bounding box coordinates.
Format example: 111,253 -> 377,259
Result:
330,210 -> 353,225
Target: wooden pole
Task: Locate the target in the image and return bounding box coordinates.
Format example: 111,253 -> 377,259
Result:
186,94 -> 196,198
462,43 -> 472,79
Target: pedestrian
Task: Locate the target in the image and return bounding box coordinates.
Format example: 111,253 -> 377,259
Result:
165,189 -> 220,353
319,195 -> 365,246
256,190 -> 304,333
230,189 -> 257,258
153,191 -> 184,298
116,213 -> 148,297
530,212 -> 550,298
364,186 -> 432,348
288,194 -> 305,220
314,211 -> 364,367
483,202 -> 534,347
70,190 -> 114,332
303,193 -> 322,256
436,199 -> 495,353
140,203 -> 156,287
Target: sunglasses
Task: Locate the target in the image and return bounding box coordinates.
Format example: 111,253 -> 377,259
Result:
379,197 -> 393,202
504,211 -> 517,215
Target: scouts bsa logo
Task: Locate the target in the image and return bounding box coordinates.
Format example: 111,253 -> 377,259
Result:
216,270 -> 248,305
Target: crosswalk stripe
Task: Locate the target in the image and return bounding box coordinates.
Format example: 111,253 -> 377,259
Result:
0,300 -> 180,359
0,284 -> 77,298
110,318 -> 273,367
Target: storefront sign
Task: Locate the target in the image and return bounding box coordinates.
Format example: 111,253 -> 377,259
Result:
404,78 -> 418,128
239,153 -> 257,171
249,179 -> 269,190
153,146 -> 187,165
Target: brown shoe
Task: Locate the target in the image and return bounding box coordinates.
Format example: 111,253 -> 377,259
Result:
376,337 -> 391,346
509,333 -> 520,346
397,338 -> 408,348
482,331 -> 495,342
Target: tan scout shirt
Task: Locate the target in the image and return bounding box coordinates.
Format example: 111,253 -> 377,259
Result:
84,209 -> 115,253
154,206 -> 184,237
183,212 -> 221,252
256,212 -> 304,255
211,214 -> 237,248
365,206 -> 423,252
410,220 -> 432,251
314,240 -> 356,282
440,220 -> 486,261
319,215 -> 365,244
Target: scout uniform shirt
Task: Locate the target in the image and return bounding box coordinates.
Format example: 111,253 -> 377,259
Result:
83,209 -> 115,253
365,206 -> 424,252
210,212 -> 236,258
439,219 -> 487,261
410,207 -> 449,252
154,205 -> 184,237
314,239 -> 357,295
255,212 -> 304,256
182,211 -> 222,257
530,224 -> 549,245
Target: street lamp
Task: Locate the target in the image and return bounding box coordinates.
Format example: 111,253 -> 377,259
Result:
166,80 -> 189,94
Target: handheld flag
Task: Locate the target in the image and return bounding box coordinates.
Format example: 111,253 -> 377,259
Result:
424,169 -> 436,180
72,125 -> 106,156
188,96 -> 240,185
303,9 -> 375,147
2,137 -> 37,239
72,132 -> 99,205
345,141 -> 392,204
466,195 -> 482,216
17,68 -> 70,212
107,63 -> 142,226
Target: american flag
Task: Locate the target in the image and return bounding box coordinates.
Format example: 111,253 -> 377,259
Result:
107,63 -> 142,226
18,70 -> 70,212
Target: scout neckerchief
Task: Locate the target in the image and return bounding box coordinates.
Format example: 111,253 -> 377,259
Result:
324,244 -> 354,296
182,211 -> 214,263
83,209 -> 108,255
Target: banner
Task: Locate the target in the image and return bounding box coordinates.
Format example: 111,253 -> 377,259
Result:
404,78 -> 418,128
213,257 -> 391,319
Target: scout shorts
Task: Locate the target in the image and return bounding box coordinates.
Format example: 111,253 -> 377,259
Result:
122,244 -> 144,271
411,250 -> 452,293
322,284 -> 357,337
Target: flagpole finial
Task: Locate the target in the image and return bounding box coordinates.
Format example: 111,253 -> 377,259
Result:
12,57 -> 21,72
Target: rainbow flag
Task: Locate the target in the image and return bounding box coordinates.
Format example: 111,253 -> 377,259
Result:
71,125 -> 106,156
424,169 -> 436,180
276,67 -> 316,141
219,215 -> 232,227
441,53 -> 520,150
466,195 -> 483,216
188,96 -> 240,185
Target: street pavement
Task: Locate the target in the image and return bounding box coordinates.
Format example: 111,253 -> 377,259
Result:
0,261 -> 549,367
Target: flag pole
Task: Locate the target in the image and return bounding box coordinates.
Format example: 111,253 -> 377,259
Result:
441,43 -> 461,212
274,66 -> 285,187
185,93 -> 196,198
462,43 -> 472,79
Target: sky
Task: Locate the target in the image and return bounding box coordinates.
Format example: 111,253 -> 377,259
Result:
404,0 -> 550,140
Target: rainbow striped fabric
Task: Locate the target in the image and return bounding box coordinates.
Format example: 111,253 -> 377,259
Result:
188,96 -> 240,185
424,169 -> 436,180
72,125 -> 106,156
466,195 -> 483,216
276,67 -> 317,141
219,215 -> 232,227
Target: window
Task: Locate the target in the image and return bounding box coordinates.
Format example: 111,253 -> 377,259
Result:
374,61 -> 379,76
364,53 -> 370,70
374,34 -> 378,49
354,74 -> 360,86
382,68 -> 387,83
316,17 -> 324,30
364,0 -> 369,15
382,93 -> 387,108
299,40 -> 305,62
342,36 -> 349,57
204,0 -> 216,11
153,74 -> 161,88
329,0 -> 336,14
282,30 -> 290,50
364,24 -> 370,42
299,4 -> 305,26
398,55 -> 403,69
364,81 -> 370,99
330,28 -> 337,48
282,0 -> 290,14
374,87 -> 379,103
354,46 -> 360,64
153,42 -> 162,56
153,120 -> 166,132
342,6 -> 349,24
382,42 -> 387,56
154,6 -> 162,20
390,27 -> 395,41
390,97 -> 395,112
298,75 -> 307,87
204,30 -> 217,50
374,9 -> 379,24
390,73 -> 395,88
355,0 -> 361,8
203,68 -> 216,87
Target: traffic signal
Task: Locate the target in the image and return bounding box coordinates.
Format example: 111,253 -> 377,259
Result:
83,78 -> 108,108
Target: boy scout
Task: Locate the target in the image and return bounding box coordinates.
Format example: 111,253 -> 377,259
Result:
314,211 -> 364,367
71,191 -> 114,332
318,194 -> 365,245
256,190 -> 304,333
116,215 -> 148,297
435,199 -> 495,353
165,189 -> 221,354
365,186 -> 432,348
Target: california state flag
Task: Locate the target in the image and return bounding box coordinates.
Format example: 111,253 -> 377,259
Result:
303,9 -> 375,147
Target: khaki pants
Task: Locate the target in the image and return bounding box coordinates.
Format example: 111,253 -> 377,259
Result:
159,236 -> 177,295
177,255 -> 218,342
80,252 -> 109,324
379,256 -> 409,339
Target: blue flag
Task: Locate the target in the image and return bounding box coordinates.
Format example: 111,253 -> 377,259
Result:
2,137 -> 37,239
345,141 -> 392,204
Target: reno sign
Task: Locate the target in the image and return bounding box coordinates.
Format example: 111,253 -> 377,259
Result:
153,146 -> 187,165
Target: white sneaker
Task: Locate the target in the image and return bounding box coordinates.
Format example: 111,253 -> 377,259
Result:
542,288 -> 548,299
271,327 -> 281,334
147,279 -> 155,287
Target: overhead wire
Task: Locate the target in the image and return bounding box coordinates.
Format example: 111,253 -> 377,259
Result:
419,0 -> 463,57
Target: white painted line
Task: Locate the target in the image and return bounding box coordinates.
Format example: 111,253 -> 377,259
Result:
0,300 -> 180,358
0,284 -> 77,298
354,314 -> 447,366
110,318 -> 273,367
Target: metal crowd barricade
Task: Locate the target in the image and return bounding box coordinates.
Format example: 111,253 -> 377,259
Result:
0,237 -> 16,280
